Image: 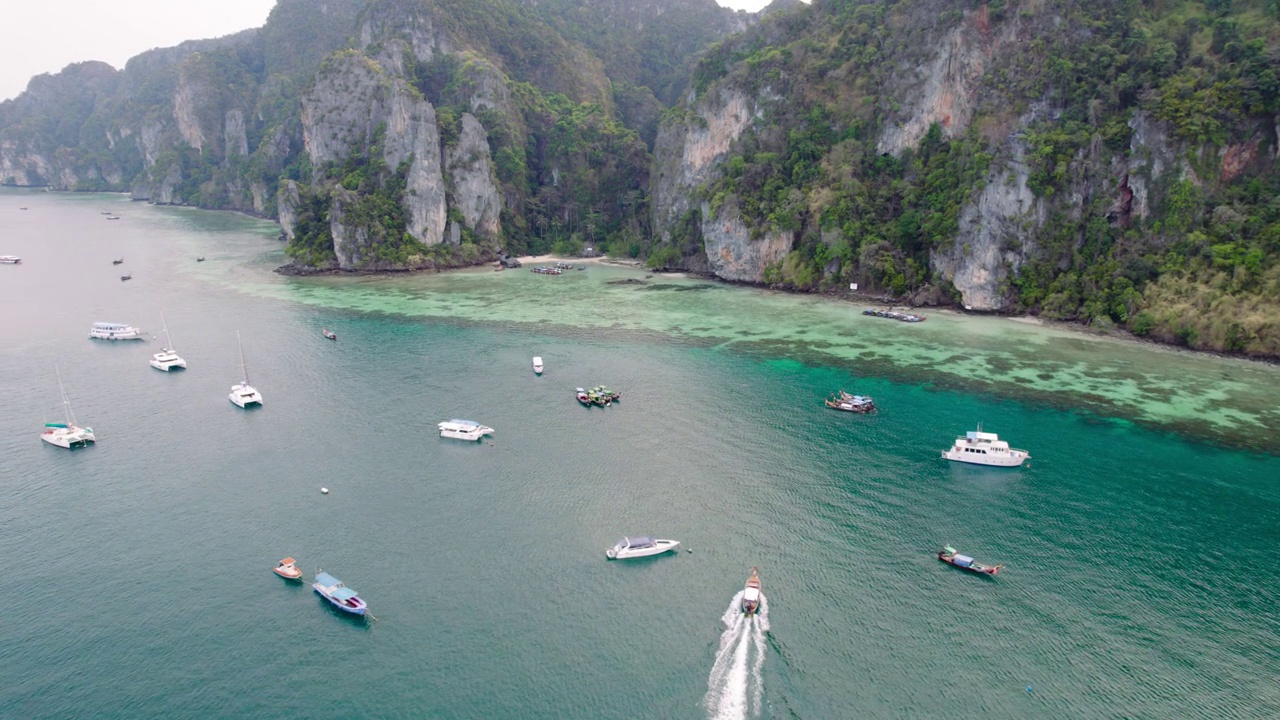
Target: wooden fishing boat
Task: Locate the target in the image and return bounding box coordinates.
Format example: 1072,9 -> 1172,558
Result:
273,557 -> 303,581
937,546 -> 1001,575
826,392 -> 874,413
322,328 -> 337,341
312,571 -> 367,615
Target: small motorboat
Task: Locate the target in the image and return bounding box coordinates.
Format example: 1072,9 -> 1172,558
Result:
532,356 -> 543,375
937,546 -> 1001,575
322,328 -> 337,341
606,536 -> 680,559
312,571 -> 367,615
742,567 -> 762,615
575,387 -> 592,405
105,216 -> 120,220
273,557 -> 303,581
112,257 -> 124,265
196,256 -> 205,262
0,255 -> 21,264
120,273 -> 132,281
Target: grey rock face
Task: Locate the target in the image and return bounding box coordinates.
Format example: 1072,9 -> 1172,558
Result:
931,134 -> 1042,311
652,87 -> 759,243
445,113 -> 502,240
277,180 -> 302,241
701,200 -> 793,283
301,53 -> 390,168
225,109 -> 249,158
383,81 -> 447,246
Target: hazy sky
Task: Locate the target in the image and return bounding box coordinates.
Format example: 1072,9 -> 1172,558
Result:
0,0 -> 772,102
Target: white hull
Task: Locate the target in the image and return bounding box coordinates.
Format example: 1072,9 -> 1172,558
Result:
941,450 -> 1029,467
606,539 -> 680,559
150,352 -> 187,371
41,427 -> 95,448
440,428 -> 493,441
89,329 -> 145,340
229,383 -> 262,407
532,356 -> 544,375
0,256 -> 20,264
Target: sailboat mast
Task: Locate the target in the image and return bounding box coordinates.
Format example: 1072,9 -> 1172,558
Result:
160,309 -> 173,350
55,363 -> 77,426
237,331 -> 250,384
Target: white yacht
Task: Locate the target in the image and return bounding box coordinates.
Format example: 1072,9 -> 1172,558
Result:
41,365 -> 95,449
0,255 -> 20,264
149,311 -> 187,371
532,356 -> 544,375
438,419 -> 494,441
89,321 -> 145,340
229,331 -> 262,408
941,425 -> 1030,467
605,536 -> 680,559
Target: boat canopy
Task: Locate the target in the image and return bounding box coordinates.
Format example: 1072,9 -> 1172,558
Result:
45,423 -> 68,428
624,536 -> 655,548
279,557 -> 296,565
92,322 -> 132,330
331,587 -> 360,601
743,587 -> 761,602
314,572 -> 342,587
966,431 -> 1000,442
953,554 -> 975,567
446,419 -> 481,428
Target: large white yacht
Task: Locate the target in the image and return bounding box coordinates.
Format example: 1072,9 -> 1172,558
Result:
941,425 -> 1030,467
229,332 -> 262,408
41,365 -> 95,449
149,311 -> 187,371
438,419 -> 494,441
89,321 -> 145,340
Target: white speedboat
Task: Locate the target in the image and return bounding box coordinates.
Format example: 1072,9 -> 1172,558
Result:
88,321 -> 145,340
438,419 -> 494,441
742,567 -> 762,614
41,365 -> 95,449
532,356 -> 544,375
605,536 -> 680,559
149,311 -> 186,371
0,255 -> 20,264
229,331 -> 262,408
941,425 -> 1030,467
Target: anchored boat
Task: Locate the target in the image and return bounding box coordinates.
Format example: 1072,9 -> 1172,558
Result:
438,419 -> 494,441
941,425 -> 1029,467
229,331 -> 263,408
532,356 -> 543,375
605,536 -> 680,559
41,364 -> 95,449
826,391 -> 874,413
273,557 -> 303,581
88,321 -> 145,341
937,546 -> 1001,576
312,571 -> 367,615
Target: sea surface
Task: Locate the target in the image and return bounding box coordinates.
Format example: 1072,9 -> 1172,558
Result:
2,189 -> 1278,719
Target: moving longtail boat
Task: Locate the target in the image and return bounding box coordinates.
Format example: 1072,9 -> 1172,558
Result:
741,567 -> 762,615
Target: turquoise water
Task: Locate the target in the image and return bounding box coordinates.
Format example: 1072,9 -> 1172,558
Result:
1,189 -> 1278,718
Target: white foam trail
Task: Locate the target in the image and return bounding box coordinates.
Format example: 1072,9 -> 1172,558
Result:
705,590 -> 768,720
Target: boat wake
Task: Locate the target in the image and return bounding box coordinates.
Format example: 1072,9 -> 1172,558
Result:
703,590 -> 769,720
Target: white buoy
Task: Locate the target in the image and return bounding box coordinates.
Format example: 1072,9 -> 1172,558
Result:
320,487 -> 329,494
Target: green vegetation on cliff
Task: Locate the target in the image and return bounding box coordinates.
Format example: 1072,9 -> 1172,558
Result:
662,0 -> 1280,357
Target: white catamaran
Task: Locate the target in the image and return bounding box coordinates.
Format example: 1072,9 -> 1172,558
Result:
229,331 -> 262,408
41,365 -> 95,449
149,311 -> 187,371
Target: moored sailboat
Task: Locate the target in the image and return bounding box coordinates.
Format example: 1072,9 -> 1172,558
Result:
150,310 -> 187,371
229,331 -> 263,408
41,364 -> 95,449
